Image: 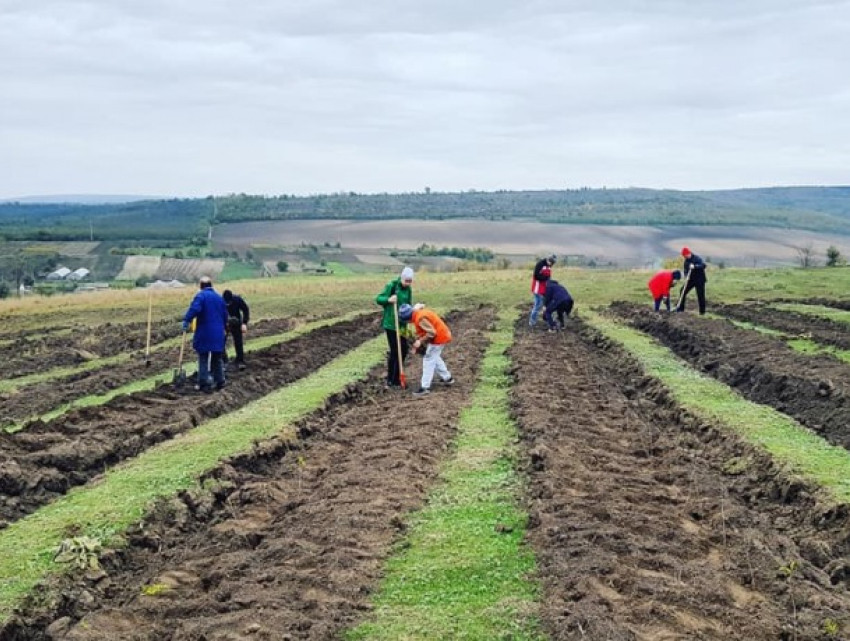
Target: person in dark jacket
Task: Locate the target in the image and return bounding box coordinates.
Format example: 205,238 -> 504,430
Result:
223,289 -> 250,370
676,247 -> 708,314
543,279 -> 574,331
182,276 -> 228,393
648,269 -> 681,312
530,254 -> 556,328
375,266 -> 414,387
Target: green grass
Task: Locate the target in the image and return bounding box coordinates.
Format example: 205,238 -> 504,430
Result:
219,260 -> 261,281
0,336 -> 387,622
346,308 -> 541,641
586,311 -> 850,504
323,261 -> 356,275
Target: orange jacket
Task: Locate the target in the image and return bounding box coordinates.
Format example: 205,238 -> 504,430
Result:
411,309 -> 452,345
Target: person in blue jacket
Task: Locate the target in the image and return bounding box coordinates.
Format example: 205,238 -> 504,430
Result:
183,276 -> 229,393
543,279 -> 574,331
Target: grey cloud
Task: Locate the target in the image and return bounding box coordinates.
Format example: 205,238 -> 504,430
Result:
1,0 -> 849,197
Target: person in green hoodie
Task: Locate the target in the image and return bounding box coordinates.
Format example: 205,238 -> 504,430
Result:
375,266 -> 414,388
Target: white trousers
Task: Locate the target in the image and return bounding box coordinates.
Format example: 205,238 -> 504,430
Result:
422,343 -> 451,389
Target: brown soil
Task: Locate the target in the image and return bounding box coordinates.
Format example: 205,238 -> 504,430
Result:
1,309 -> 494,640
0,316 -> 378,529
609,302 -> 850,451
715,302 -> 850,351
511,317 -> 850,640
1,320 -> 179,380
0,318 -> 295,428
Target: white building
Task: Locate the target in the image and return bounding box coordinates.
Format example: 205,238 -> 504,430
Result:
46,267 -> 72,280
67,268 -> 91,281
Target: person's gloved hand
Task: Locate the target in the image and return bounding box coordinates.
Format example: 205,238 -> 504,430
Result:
182,321 -> 189,332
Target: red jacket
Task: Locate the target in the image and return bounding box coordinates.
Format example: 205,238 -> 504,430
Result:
648,270 -> 676,299
531,261 -> 551,295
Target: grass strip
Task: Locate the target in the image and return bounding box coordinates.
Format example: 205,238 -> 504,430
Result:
5,311 -> 370,433
346,308 -> 542,641
586,311 -> 850,504
0,336 -> 387,621
772,302 -> 850,324
715,316 -> 850,364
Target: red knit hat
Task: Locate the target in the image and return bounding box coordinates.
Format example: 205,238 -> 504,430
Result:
681,247 -> 691,257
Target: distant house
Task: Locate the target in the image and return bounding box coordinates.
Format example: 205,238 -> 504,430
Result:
67,267 -> 91,281
46,267 -> 72,280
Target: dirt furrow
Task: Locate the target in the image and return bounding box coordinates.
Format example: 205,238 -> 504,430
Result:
715,302 -> 850,351
511,317 -> 850,640
0,316 -> 377,529
0,318 -> 295,427
610,302 -> 850,450
1,309 -> 494,640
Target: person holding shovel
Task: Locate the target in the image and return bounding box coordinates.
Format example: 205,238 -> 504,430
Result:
182,276 -> 228,393
676,247 -> 708,315
222,289 -> 250,370
398,303 -> 453,398
648,269 -> 681,312
375,266 -> 414,388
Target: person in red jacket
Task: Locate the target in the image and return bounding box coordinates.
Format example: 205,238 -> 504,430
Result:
647,269 -> 681,312
529,254 -> 556,328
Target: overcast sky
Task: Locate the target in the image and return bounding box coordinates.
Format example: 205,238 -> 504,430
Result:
1,0 -> 849,198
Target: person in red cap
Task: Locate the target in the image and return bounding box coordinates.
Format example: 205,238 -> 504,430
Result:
677,247 -> 707,314
647,269 -> 681,312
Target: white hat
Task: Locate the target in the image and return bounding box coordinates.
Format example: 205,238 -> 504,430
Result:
400,266 -> 414,281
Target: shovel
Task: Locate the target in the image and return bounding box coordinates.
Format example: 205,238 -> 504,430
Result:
392,300 -> 407,390
144,290 -> 153,367
674,268 -> 692,312
172,330 -> 188,387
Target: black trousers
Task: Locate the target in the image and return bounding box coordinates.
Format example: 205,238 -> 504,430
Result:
677,280 -> 706,314
546,300 -> 574,328
385,329 -> 409,386
225,318 -> 245,363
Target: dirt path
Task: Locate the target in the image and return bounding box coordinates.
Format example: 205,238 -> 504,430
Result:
610,302 -> 850,451
776,297 -> 850,312
1,320 -> 180,380
715,302 -> 850,351
2,310 -> 494,640
0,318 -> 295,427
510,317 -> 850,640
0,316 -> 378,529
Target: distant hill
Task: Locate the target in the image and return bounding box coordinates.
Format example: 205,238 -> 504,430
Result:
1,186 -> 850,242
0,194 -> 165,205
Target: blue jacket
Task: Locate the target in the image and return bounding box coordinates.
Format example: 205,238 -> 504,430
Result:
543,280 -> 573,308
684,253 -> 707,284
184,288 -> 228,352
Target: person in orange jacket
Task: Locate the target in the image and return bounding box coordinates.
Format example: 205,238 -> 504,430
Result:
398,303 -> 454,398
647,269 -> 681,312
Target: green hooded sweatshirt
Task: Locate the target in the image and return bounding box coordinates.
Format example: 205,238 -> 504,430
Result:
375,278 -> 413,331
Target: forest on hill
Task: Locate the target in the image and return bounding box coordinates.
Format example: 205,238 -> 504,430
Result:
2,186 -> 850,242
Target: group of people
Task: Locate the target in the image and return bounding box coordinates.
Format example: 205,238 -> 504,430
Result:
647,247 -> 708,314
375,267 -> 453,398
181,276 -> 251,394
182,245 -> 706,397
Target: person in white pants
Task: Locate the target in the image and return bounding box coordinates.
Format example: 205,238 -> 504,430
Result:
398,303 -> 454,398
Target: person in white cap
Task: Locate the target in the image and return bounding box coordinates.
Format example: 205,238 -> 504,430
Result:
375,266 -> 415,387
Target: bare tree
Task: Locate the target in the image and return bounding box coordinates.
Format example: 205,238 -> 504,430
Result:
796,243 -> 818,268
